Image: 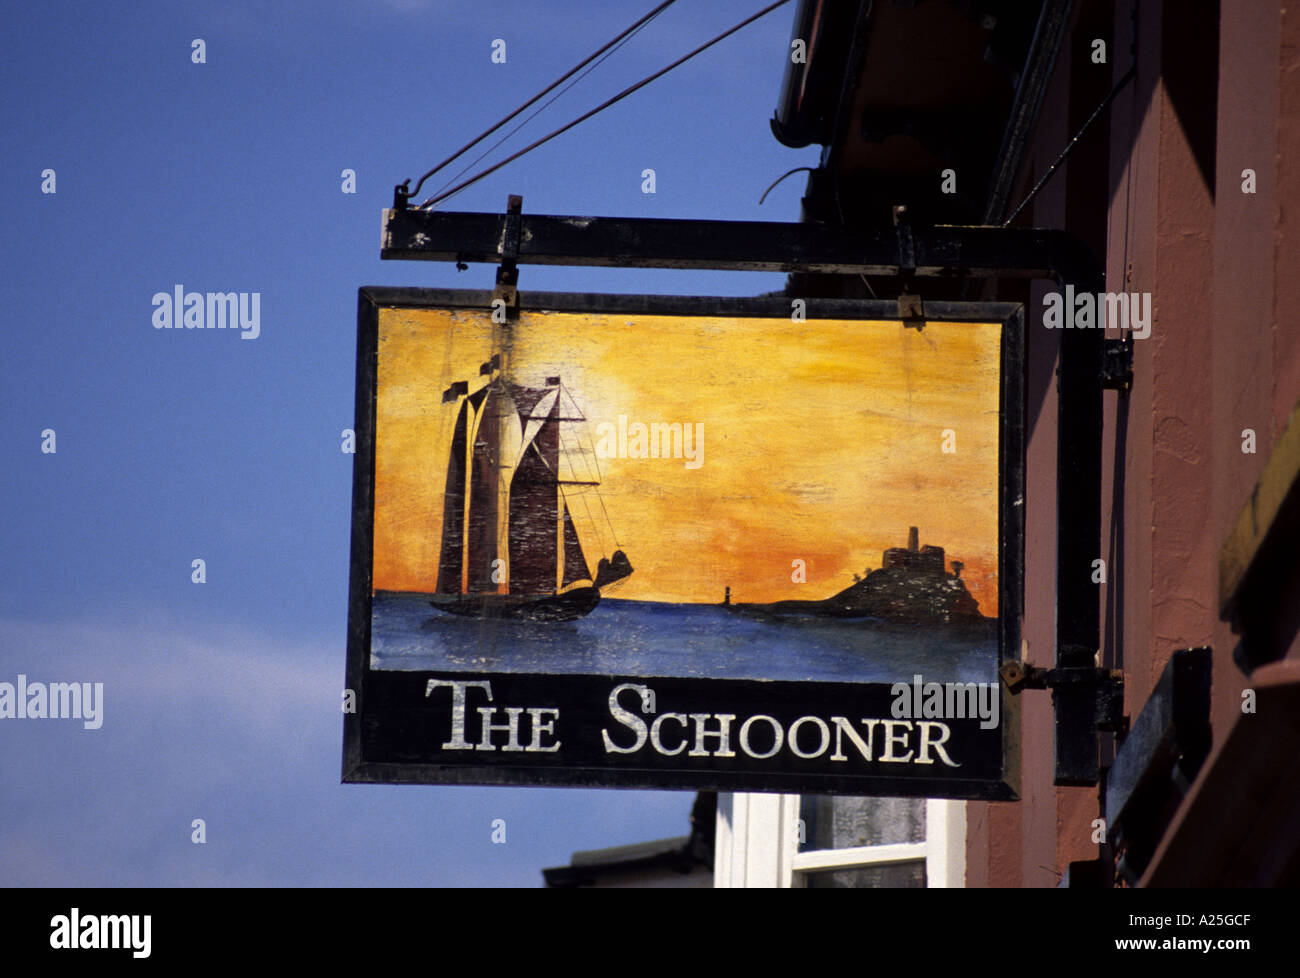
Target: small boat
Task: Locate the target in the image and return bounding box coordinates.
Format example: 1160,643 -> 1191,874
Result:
429,357 -> 632,622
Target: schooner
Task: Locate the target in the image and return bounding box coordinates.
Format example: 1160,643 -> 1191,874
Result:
429,355 -> 632,621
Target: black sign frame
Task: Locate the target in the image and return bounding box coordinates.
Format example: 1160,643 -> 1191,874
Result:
344,287 -> 1024,799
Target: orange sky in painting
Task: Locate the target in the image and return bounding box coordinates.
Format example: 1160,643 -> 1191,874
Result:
372,306 -> 1002,616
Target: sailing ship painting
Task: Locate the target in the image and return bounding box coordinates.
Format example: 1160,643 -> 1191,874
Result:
428,356 -> 632,621
368,301 -> 1006,686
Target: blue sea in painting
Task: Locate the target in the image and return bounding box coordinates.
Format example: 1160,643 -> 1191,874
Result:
371,592 -> 997,685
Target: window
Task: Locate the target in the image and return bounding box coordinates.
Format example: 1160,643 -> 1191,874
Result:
714,793 -> 965,888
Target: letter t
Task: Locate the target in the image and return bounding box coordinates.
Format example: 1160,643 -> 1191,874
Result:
425,679 -> 493,750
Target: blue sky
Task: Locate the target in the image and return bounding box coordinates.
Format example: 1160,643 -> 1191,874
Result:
1,0 -> 819,886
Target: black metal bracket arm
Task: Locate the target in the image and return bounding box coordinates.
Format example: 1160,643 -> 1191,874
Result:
380,207 -> 1102,281
1001,653 -> 1126,735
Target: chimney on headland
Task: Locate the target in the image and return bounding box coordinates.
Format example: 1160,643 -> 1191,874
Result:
907,526 -> 919,552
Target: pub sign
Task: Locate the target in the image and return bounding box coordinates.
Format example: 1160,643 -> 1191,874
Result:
344,288 -> 1023,798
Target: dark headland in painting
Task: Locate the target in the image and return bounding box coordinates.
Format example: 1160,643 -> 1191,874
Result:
725,527 -> 990,627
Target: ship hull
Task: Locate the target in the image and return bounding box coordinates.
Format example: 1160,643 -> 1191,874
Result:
429,586 -> 600,622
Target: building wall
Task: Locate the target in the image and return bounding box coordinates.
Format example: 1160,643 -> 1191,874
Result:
968,0 -> 1299,885
1208,0 -> 1279,771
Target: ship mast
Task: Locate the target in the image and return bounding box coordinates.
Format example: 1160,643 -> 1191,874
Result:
438,370 -> 632,599
459,353 -> 508,595
435,380 -> 470,596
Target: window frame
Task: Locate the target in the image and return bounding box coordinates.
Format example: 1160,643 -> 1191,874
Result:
714,792 -> 966,888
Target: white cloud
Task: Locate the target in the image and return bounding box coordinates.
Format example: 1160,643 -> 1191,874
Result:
0,614 -> 693,887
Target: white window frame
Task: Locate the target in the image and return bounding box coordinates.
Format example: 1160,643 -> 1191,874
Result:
714,793 -> 966,888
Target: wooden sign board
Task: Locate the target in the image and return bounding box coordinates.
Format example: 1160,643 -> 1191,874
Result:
344,288 -> 1023,798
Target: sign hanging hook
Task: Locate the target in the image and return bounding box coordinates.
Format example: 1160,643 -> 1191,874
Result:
494,194 -> 523,321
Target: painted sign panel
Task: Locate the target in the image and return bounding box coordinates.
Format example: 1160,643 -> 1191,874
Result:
344,288 -> 1023,797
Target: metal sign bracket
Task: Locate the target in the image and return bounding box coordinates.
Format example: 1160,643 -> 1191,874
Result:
1001,652 -> 1127,739
493,195 -> 523,321
375,206 -> 1112,787
1101,336 -> 1134,395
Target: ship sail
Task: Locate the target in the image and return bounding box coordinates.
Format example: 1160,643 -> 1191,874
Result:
465,385 -> 498,593
435,396 -> 470,594
561,501 -> 590,588
431,371 -> 632,621
508,382 -> 552,430
508,394 -> 559,596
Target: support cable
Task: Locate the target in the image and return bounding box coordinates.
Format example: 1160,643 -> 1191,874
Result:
417,0 -> 794,210
1003,62 -> 1136,227
758,166 -> 815,205
427,7 -> 667,204
403,0 -> 679,204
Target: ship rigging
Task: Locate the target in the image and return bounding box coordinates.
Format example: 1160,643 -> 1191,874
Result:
430,356 -> 632,621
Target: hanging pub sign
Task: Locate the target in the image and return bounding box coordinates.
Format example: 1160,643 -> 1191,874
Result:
344,288 -> 1024,798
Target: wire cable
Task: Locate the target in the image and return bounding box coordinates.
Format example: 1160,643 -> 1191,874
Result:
1002,62 -> 1136,227
426,5 -> 668,204
418,0 -> 795,210
758,166 -> 814,205
405,0 -> 679,203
